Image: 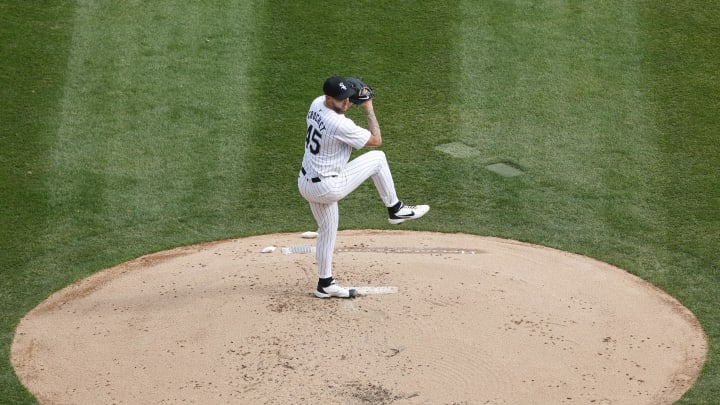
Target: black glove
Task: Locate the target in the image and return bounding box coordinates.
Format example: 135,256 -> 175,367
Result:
347,77 -> 375,105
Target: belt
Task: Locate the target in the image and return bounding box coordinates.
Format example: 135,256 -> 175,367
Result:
301,167 -> 322,183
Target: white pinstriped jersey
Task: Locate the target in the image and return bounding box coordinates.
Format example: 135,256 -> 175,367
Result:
302,96 -> 370,177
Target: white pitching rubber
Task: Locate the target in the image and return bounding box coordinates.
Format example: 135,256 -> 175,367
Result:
352,286 -> 399,295
281,245 -> 316,254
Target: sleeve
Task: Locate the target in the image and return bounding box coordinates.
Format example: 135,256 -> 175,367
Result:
335,116 -> 371,149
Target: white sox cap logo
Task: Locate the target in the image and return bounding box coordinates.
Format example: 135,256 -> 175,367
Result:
339,82 -> 347,90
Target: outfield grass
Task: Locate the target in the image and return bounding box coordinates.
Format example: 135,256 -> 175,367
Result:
2,1 -> 718,403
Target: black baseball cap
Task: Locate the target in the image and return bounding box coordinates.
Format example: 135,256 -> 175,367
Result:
323,76 -> 355,100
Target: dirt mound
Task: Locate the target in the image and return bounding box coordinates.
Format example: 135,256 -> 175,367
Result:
12,231 -> 707,404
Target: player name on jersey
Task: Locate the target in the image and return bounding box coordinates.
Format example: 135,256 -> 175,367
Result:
306,110 -> 327,132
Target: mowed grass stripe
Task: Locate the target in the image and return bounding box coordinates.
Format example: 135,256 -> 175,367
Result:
455,1 -> 660,251
41,0 -> 262,273
1,2 -> 76,402
244,1 -> 462,230
640,3 -> 720,402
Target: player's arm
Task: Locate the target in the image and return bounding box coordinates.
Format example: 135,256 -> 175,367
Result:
363,99 -> 382,147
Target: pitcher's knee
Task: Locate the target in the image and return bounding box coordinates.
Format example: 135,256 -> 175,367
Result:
366,150 -> 387,165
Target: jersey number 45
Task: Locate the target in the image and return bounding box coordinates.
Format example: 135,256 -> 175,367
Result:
305,125 -> 322,155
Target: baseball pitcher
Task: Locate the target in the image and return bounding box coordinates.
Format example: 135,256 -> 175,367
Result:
298,76 -> 430,298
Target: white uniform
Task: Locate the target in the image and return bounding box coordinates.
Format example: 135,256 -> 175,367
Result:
298,95 -> 399,279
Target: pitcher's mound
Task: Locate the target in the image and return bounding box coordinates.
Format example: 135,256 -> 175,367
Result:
12,231 -> 706,404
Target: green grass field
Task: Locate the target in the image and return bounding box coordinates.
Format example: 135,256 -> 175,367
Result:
2,1 -> 718,403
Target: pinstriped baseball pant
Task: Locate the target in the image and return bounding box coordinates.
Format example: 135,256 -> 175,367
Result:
298,150 -> 399,278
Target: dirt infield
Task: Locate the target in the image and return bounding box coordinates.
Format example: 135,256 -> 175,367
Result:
12,231 -> 707,404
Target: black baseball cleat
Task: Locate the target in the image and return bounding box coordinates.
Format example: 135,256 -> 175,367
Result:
388,202 -> 430,225
314,280 -> 357,298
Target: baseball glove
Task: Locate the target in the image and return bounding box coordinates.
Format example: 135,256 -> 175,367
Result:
347,77 -> 375,105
